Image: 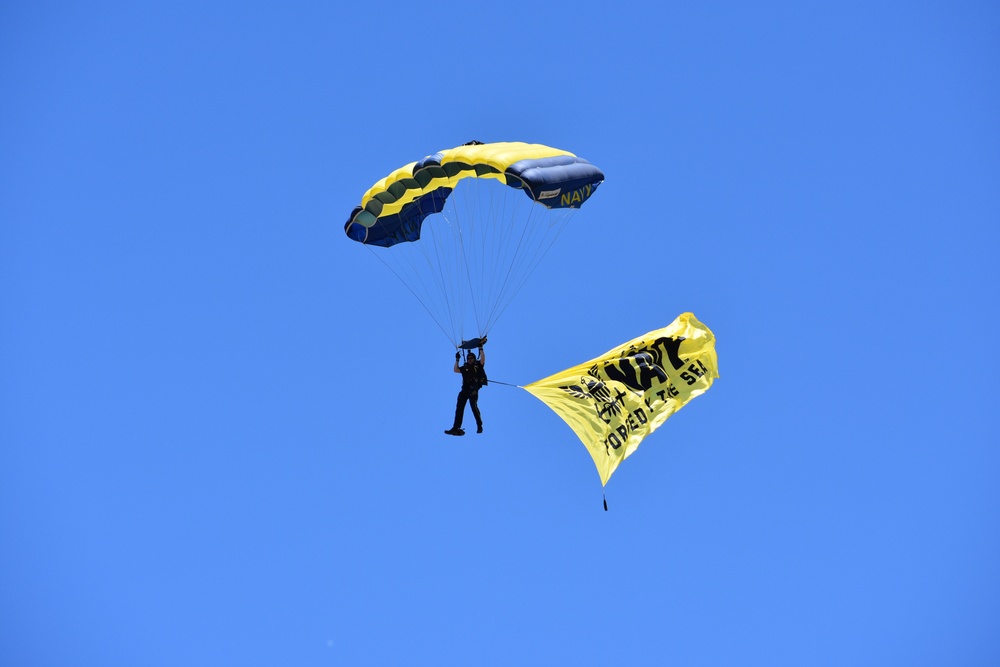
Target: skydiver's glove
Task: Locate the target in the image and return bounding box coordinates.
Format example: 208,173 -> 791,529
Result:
455,352 -> 460,360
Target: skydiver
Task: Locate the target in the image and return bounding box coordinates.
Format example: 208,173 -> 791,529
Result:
445,340 -> 487,436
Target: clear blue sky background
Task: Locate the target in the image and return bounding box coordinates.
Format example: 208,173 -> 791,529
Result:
2,2 -> 998,665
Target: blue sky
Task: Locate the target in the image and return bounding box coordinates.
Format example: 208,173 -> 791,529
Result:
2,2 -> 998,665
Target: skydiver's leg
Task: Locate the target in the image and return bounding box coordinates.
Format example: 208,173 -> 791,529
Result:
469,391 -> 482,431
453,391 -> 468,430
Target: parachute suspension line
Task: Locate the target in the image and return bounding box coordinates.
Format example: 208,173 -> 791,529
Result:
472,176 -> 501,336
428,176 -> 577,341
452,175 -> 512,339
426,210 -> 468,344
477,174 -> 507,335
505,188 -> 536,309
403,238 -> 446,322
475,176 -> 498,335
448,179 -> 480,342
483,178 -> 528,333
363,244 -> 456,345
474,183 -> 533,335
482,202 -> 576,334
396,226 -> 460,344
360,202 -> 472,347
502,205 -> 575,308
484,202 -> 545,331
460,177 -> 482,336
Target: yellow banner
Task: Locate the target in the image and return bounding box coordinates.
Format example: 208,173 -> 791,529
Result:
524,313 -> 719,486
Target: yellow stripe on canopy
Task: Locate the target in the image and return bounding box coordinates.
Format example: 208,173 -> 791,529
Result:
359,142 -> 575,217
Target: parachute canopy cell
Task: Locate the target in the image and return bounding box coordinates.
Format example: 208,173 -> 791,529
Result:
344,141 -> 605,248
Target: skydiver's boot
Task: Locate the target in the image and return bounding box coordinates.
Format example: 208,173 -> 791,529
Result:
476,423 -> 483,434
445,428 -> 465,436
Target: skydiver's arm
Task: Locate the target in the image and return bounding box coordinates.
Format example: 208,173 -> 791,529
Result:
454,352 -> 461,373
478,346 -> 485,367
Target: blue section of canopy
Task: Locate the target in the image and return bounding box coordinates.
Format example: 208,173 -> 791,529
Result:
506,156 -> 604,208
350,188 -> 451,248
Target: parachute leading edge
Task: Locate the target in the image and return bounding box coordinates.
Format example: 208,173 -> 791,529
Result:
524,313 -> 719,486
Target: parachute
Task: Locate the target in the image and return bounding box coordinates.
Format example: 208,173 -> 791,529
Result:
524,313 -> 719,486
344,141 -> 604,346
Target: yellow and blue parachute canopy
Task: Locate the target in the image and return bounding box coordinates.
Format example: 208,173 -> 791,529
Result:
344,141 -> 604,248
524,313 -> 720,486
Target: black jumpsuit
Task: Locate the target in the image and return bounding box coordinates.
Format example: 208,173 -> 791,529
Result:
452,361 -> 483,431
